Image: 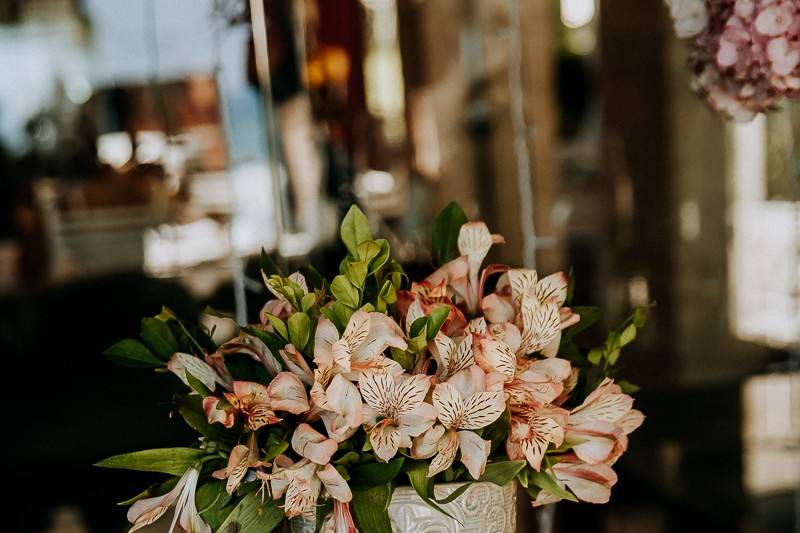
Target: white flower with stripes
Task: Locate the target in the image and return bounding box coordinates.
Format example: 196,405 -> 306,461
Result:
415,366 -> 507,479
358,372 -> 438,462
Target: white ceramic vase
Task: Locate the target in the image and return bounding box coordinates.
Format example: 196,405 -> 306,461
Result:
291,481 -> 516,533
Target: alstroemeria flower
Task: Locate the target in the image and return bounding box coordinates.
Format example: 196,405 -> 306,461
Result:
532,454 -> 619,506
279,344 -> 314,386
426,222 -> 505,315
398,280 -> 467,338
429,332 -> 475,381
474,337 -> 517,382
504,269 -> 579,357
261,424 -> 351,518
425,366 -> 507,478
167,352 -> 226,392
566,379 -> 645,465
506,358 -> 572,412
202,396 -> 236,428
506,405 -> 569,471
359,372 -> 438,461
322,500 -> 358,533
127,466 -> 210,533
219,332 -> 282,377
212,434 -> 262,494
311,373 -> 364,442
314,311 -> 407,380
223,375 -> 309,430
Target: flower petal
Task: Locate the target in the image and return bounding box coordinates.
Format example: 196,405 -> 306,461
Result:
314,318 -> 341,367
292,423 -> 339,465
476,338 -> 516,381
279,344 -> 314,386
457,430 -> 491,479
358,371 -> 394,416
213,444 -> 251,494
619,409 -> 645,435
427,429 -> 458,477
318,463 -> 353,503
326,374 -> 363,428
460,391 -> 506,430
268,372 -> 310,414
370,423 -> 401,462
507,269 -> 538,306
412,424 -> 447,459
398,403 -> 438,438
405,299 -> 425,336
554,461 -> 618,504
535,272 -> 568,306
432,382 -> 465,429
393,374 -> 431,415
342,310 -> 371,351
481,293 -> 517,323
168,352 -> 220,391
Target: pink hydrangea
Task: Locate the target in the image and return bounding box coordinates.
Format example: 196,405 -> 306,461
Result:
668,0 -> 800,121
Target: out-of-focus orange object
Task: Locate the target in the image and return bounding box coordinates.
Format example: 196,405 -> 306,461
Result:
305,45 -> 350,89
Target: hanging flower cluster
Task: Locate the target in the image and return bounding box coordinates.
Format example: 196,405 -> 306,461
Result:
98,203 -> 646,533
666,0 -> 800,121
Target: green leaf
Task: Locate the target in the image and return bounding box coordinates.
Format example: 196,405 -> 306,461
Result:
117,478 -> 178,506
260,247 -> 283,277
607,347 -> 622,366
529,469 -> 578,502
352,484 -> 393,533
196,480 -> 227,514
103,338 -> 163,368
217,491 -> 283,533
620,323 -> 637,347
287,312 -> 311,351
425,305 -> 451,341
366,239 -> 391,274
433,483 -> 472,505
178,395 -> 238,445
185,371 -> 213,397
340,205 -> 373,258
478,460 -> 526,485
391,347 -> 415,371
587,347 -> 604,365
633,306 -> 649,328
335,451 -> 360,466
264,440 -> 289,462
95,448 -> 206,476
350,457 -> 405,488
264,314 -> 289,340
300,292 -> 317,313
617,380 -> 640,394
404,460 -> 457,521
409,316 -> 428,339
432,201 -> 468,266
331,275 -> 360,309
345,261 -> 368,290
140,317 -> 179,360
356,240 -> 381,266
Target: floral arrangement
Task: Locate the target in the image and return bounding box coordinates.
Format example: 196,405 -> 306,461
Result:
666,0 -> 800,121
98,203 -> 646,533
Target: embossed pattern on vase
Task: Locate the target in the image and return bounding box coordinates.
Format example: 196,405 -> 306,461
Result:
290,481 -> 516,533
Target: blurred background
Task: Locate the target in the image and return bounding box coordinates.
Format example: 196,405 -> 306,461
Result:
0,0 -> 798,531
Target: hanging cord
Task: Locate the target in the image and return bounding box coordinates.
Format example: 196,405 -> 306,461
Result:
506,0 -> 538,270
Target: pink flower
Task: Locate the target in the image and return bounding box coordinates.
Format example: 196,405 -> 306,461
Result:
127,467 -> 210,533
212,434 -> 262,494
566,378 -> 645,465
358,372 -> 438,461
322,500 -> 358,533
532,454 -> 619,506
420,366 -> 507,478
